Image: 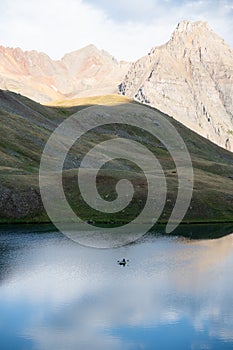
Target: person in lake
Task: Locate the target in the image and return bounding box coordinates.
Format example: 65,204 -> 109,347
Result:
118,258 -> 128,266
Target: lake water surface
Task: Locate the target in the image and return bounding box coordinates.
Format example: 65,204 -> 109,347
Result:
0,225 -> 233,350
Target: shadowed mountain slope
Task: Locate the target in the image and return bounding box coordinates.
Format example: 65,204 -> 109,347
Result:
0,90 -> 233,230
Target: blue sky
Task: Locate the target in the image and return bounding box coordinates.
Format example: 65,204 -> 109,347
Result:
0,0 -> 232,61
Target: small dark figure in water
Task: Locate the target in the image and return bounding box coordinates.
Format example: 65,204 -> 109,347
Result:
117,258 -> 129,266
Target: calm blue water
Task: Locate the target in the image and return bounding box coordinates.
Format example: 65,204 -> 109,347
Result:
0,225 -> 232,350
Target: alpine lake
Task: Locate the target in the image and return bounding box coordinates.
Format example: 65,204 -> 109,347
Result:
0,223 -> 232,350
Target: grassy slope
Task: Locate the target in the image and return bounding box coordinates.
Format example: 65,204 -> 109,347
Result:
45,94 -> 133,107
0,90 -> 233,228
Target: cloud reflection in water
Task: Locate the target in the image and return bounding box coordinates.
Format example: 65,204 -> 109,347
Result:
0,230 -> 232,349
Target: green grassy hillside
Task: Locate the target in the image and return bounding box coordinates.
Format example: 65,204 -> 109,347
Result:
0,90 -> 233,229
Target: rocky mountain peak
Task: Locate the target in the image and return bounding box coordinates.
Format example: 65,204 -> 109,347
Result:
61,44 -> 101,60
120,21 -> 233,151
166,20 -> 229,58
174,20 -> 210,34
0,44 -> 130,102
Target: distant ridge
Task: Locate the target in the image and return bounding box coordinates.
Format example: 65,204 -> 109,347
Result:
0,44 -> 130,103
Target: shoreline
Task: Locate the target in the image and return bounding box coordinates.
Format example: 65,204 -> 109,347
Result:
0,220 -> 232,240
0,220 -> 233,226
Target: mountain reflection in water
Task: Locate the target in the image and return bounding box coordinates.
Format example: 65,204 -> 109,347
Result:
0,225 -> 232,350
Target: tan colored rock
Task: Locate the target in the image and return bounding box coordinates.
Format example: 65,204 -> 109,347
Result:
120,21 -> 233,151
0,44 -> 130,103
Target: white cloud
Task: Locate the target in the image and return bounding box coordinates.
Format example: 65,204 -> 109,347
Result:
0,0 -> 232,61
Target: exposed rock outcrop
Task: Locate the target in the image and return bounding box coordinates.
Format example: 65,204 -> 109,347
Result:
120,21 -> 233,151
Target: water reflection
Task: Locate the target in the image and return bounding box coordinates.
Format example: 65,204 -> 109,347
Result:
0,227 -> 232,350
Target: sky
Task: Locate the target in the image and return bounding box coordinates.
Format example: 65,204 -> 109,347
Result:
0,0 -> 233,61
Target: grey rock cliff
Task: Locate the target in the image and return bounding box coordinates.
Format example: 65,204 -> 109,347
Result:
120,21 -> 233,151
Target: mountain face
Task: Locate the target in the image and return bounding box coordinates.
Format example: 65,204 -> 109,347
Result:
1,90 -> 233,226
119,21 -> 233,151
0,44 -> 130,103
1,21 -> 233,151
